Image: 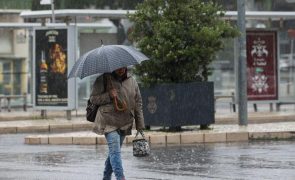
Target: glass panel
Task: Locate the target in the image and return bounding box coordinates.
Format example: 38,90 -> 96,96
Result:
77,31 -> 118,107
3,62 -> 11,84
209,38 -> 235,95
279,30 -> 295,100
2,61 -> 11,95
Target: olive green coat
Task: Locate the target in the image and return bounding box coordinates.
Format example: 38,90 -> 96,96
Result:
90,74 -> 145,135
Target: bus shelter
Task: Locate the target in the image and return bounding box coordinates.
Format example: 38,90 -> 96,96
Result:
0,9 -> 295,115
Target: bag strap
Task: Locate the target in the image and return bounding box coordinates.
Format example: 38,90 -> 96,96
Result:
89,75 -> 107,101
135,130 -> 145,139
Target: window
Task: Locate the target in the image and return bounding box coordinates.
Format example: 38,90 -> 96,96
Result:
0,29 -> 13,54
2,62 -> 11,84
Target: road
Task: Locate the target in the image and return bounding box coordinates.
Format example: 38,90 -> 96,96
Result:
0,134 -> 295,180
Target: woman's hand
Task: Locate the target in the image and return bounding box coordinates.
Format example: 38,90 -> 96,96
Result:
109,88 -> 118,99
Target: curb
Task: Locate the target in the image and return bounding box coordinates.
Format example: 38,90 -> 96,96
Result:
0,121 -> 92,134
24,131 -> 295,145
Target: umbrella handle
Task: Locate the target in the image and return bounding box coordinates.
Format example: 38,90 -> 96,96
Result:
107,75 -> 127,111
113,97 -> 127,111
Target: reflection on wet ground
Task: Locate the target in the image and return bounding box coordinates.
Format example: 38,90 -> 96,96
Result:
0,134 -> 294,180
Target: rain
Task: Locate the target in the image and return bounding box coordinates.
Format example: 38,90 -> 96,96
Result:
0,134 -> 295,180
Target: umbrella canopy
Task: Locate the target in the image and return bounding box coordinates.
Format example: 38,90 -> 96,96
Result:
68,45 -> 149,79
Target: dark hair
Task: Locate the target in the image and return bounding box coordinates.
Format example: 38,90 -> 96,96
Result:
111,67 -> 127,81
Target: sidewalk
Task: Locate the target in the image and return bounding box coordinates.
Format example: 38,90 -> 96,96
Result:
0,108 -> 294,145
0,109 -> 85,121
24,121 -> 295,145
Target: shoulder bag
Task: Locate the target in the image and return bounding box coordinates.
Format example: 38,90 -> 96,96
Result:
86,75 -> 107,122
86,99 -> 99,122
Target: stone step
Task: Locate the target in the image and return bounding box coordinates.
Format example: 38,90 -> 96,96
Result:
24,130 -> 295,145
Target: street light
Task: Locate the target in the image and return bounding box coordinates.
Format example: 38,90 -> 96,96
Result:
40,0 -> 55,23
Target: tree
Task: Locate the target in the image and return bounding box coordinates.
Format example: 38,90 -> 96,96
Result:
128,0 -> 239,86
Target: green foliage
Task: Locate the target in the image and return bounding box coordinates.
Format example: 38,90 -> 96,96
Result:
128,0 -> 239,86
0,0 -> 32,9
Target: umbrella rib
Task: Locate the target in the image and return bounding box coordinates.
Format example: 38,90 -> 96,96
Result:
75,60 -> 86,77
75,49 -> 96,78
118,46 -> 148,62
100,47 -> 112,72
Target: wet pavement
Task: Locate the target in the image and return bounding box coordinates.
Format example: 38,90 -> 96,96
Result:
1,134 -> 295,180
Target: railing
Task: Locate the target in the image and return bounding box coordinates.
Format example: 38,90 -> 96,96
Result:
0,93 -> 27,112
215,92 -> 295,112
214,93 -> 236,113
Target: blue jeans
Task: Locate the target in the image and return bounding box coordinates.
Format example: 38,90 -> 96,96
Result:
103,130 -> 126,180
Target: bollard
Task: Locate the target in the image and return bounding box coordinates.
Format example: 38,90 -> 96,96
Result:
66,110 -> 71,120
276,103 -> 280,112
7,97 -> 11,112
23,93 -> 27,111
253,104 -> 257,112
231,92 -> 236,113
41,110 -> 47,119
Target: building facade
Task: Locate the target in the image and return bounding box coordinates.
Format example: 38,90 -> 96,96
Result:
0,10 -> 28,96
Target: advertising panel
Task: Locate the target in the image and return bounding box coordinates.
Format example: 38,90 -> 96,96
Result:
33,27 -> 76,109
246,30 -> 278,101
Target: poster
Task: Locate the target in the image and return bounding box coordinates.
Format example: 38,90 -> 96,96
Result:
246,30 -> 278,101
35,28 -> 68,106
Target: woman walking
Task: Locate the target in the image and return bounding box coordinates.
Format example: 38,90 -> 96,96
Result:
90,67 -> 145,180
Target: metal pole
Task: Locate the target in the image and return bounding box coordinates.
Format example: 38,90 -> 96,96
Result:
51,0 -> 55,23
291,39 -> 294,94
237,0 -> 248,125
29,29 -> 34,106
